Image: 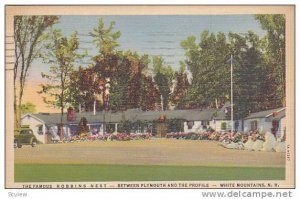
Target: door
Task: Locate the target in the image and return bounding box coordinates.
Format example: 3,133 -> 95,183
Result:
271,120 -> 279,136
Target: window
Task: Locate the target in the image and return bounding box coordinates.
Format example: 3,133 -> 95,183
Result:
187,121 -> 194,129
147,124 -> 153,133
106,124 -> 116,133
37,125 -> 43,135
20,130 -> 32,134
234,121 -> 239,131
221,122 -> 227,130
201,121 -> 209,129
90,124 -> 101,135
69,125 -> 79,135
48,126 -> 58,137
250,120 -> 258,131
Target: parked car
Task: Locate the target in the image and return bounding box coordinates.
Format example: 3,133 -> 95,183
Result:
14,125 -> 38,148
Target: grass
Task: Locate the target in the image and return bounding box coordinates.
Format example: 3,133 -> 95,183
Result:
15,164 -> 285,182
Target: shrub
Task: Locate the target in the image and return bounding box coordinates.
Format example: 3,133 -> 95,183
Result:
221,122 -> 227,130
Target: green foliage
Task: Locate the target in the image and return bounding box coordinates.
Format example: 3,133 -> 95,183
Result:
68,44 -> 158,112
255,14 -> 286,107
85,18 -> 160,112
153,56 -> 174,87
14,16 -> 59,128
227,31 -> 266,119
78,117 -> 89,134
181,15 -> 285,117
117,120 -> 133,133
68,66 -> 101,112
153,56 -> 174,110
89,18 -> 121,53
170,71 -> 189,109
140,76 -> 160,111
221,122 -> 227,130
118,120 -> 153,133
20,102 -> 37,115
117,118 -> 184,133
39,30 -> 82,127
165,119 -> 184,132
181,31 -> 230,109
36,15 -> 285,120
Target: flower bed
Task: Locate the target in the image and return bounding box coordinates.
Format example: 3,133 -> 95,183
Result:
165,130 -> 285,152
59,132 -> 153,143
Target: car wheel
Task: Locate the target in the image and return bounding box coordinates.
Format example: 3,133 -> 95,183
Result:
14,140 -> 18,148
17,143 -> 22,148
31,140 -> 37,147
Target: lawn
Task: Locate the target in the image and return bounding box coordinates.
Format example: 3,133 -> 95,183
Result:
15,164 -> 285,182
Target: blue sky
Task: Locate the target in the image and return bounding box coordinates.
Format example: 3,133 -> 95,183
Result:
29,15 -> 265,83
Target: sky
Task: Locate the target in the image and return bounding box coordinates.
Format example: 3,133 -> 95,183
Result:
29,15 -> 266,83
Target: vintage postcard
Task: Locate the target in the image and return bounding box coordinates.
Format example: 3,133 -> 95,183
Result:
5,5 -> 295,189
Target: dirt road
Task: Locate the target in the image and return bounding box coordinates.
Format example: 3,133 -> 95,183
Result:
14,139 -> 285,167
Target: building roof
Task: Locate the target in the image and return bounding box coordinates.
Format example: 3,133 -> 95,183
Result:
244,107 -> 285,120
265,108 -> 286,121
27,105 -> 285,125
184,109 -> 217,121
213,101 -> 230,120
32,111 -> 127,125
28,108 -> 217,125
213,109 -> 227,120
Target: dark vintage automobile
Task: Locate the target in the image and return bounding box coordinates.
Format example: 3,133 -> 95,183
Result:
14,125 -> 38,148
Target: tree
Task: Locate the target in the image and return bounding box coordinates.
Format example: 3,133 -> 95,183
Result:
78,117 -> 89,136
108,52 -> 131,111
141,76 -> 161,111
126,53 -> 150,109
255,14 -> 286,107
170,66 -> 190,109
181,31 -> 230,109
152,56 -> 174,110
181,29 -> 270,118
228,31 -> 265,119
14,16 -> 59,128
20,102 -> 37,115
90,17 -> 122,112
89,18 -> 121,54
69,18 -> 156,112
118,120 -> 133,133
39,30 -> 82,140
68,66 -> 103,112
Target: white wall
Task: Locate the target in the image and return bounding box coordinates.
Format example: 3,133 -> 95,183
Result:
214,120 -> 242,132
278,116 -> 286,138
21,115 -> 46,144
184,120 -> 243,133
184,121 -> 212,133
243,118 -> 272,133
212,120 -> 232,132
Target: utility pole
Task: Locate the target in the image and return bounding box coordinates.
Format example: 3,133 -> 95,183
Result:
93,99 -> 96,115
230,54 -> 234,133
161,94 -> 164,111
103,77 -> 110,134
93,74 -> 97,116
